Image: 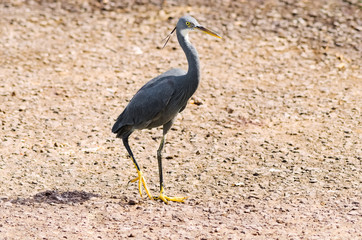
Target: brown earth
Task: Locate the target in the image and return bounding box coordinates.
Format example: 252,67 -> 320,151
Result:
0,0 -> 361,239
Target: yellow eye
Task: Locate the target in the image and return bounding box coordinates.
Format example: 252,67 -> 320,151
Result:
186,21 -> 191,26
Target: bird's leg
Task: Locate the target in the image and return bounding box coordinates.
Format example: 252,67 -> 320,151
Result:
154,134 -> 187,204
122,137 -> 153,200
157,135 -> 165,192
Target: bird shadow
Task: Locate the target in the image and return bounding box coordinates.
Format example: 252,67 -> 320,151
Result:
4,190 -> 99,205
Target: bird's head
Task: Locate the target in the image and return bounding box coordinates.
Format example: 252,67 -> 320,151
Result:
162,16 -> 221,48
176,15 -> 222,39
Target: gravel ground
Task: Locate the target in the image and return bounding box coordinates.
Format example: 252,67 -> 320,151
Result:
0,0 -> 361,239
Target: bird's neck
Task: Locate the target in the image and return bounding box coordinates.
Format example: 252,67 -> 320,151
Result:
177,30 -> 200,84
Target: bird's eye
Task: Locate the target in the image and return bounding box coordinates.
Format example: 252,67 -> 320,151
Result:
186,21 -> 191,27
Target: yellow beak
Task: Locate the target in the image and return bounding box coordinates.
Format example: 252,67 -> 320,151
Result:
196,26 -> 222,38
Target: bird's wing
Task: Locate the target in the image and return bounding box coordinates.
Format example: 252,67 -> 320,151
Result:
112,69 -> 185,134
127,77 -> 176,125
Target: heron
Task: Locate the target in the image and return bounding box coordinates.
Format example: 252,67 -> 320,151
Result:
112,15 -> 221,203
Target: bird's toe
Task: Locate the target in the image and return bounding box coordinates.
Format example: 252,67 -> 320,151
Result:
129,170 -> 153,200
154,187 -> 187,204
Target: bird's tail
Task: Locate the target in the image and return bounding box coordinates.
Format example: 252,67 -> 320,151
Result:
112,119 -> 132,139
111,120 -> 121,134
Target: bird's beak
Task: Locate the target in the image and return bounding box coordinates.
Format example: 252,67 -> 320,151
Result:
195,26 -> 222,38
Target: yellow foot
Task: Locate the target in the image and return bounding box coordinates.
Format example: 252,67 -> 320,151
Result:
154,187 -> 187,204
129,170 -> 153,200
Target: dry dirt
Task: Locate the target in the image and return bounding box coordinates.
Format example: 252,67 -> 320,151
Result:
0,0 -> 361,239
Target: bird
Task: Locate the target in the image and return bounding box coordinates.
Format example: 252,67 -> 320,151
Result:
112,15 -> 221,204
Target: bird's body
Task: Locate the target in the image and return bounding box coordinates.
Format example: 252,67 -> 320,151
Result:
112,16 -> 221,203
112,68 -> 188,137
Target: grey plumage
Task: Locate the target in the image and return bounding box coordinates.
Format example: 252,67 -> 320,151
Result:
112,15 -> 221,203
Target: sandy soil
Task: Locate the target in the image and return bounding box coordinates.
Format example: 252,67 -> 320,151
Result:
0,0 -> 361,239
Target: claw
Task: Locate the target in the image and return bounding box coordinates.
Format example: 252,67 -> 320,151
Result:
154,186 -> 187,204
130,170 -> 153,200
